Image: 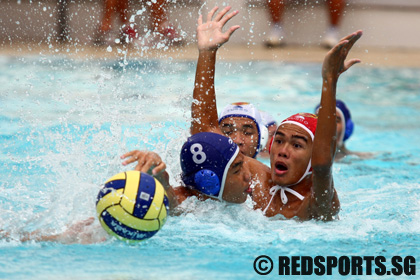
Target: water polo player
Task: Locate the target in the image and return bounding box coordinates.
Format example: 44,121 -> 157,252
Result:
186,6 -> 273,203
179,132 -> 272,203
315,100 -> 373,161
252,113 -> 342,219
191,7 -> 267,159
260,111 -> 278,143
189,10 -> 268,158
218,102 -> 268,158
252,30 -> 363,220
258,111 -> 278,158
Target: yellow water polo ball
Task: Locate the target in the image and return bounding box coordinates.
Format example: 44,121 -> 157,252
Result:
96,171 -> 169,242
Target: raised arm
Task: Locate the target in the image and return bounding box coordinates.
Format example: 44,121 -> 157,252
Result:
311,30 -> 363,218
191,6 -> 240,135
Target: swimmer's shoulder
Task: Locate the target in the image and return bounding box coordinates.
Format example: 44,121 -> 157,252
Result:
172,186 -> 211,204
247,156 -> 273,201
172,186 -> 195,203
248,156 -> 271,176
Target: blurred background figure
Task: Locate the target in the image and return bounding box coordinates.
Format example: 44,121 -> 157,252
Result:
57,0 -> 69,43
93,0 -> 183,46
93,0 -> 133,45
258,111 -> 277,159
315,100 -> 374,161
265,0 -> 345,48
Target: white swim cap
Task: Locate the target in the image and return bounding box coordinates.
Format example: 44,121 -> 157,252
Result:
260,111 -> 277,128
219,102 -> 268,158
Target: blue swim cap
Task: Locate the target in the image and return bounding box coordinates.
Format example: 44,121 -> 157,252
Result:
180,132 -> 239,200
218,102 -> 268,158
335,100 -> 354,142
315,100 -> 354,143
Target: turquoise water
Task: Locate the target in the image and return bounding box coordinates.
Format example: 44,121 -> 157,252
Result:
0,55 -> 419,279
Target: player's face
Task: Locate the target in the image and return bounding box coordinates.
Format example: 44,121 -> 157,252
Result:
220,117 -> 259,158
222,152 -> 252,203
336,109 -> 344,145
270,123 -> 312,186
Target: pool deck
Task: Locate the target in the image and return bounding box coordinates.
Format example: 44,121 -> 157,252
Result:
1,0 -> 420,68
1,42 -> 420,68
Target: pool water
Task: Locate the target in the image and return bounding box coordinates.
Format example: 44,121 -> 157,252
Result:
0,55 -> 419,279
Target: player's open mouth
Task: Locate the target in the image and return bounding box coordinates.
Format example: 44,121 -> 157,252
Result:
275,162 -> 288,174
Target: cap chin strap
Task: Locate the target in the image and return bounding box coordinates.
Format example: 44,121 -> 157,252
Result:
217,146 -> 240,201
258,124 -> 269,152
262,159 -> 312,215
252,122 -> 269,158
290,159 -> 312,187
263,185 -> 305,214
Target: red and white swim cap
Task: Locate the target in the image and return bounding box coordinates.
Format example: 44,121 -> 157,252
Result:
280,113 -> 318,140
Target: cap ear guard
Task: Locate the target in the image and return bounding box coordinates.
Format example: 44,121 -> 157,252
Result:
344,118 -> 354,142
257,124 -> 269,152
193,169 -> 221,196
335,99 -> 354,142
